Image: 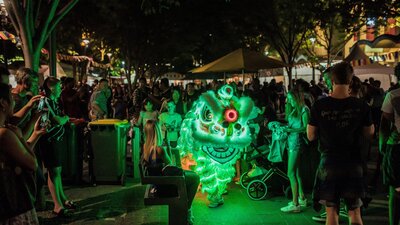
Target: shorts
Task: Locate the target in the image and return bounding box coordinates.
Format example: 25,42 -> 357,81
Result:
383,144 -> 400,188
287,133 -> 304,152
319,198 -> 363,211
313,159 -> 365,211
38,139 -> 62,169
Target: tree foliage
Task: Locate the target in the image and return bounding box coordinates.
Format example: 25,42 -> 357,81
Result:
4,0 -> 78,72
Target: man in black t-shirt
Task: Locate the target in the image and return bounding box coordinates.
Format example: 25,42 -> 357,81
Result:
307,62 -> 374,225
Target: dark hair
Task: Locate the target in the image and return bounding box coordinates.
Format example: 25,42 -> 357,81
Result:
0,83 -> 11,104
64,77 -> 75,86
160,78 -> 169,88
142,98 -> 154,111
331,61 -> 353,85
349,76 -> 362,96
295,79 -> 310,92
99,78 -> 108,83
43,77 -> 60,96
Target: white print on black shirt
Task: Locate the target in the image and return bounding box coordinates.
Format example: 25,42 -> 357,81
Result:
320,108 -> 361,128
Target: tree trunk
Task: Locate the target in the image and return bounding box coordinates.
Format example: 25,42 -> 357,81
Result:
286,66 -> 293,90
72,61 -> 77,83
125,58 -> 132,93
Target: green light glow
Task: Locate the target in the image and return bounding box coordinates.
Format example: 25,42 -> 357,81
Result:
178,85 -> 260,202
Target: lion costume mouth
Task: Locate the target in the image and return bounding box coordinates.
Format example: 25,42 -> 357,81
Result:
201,145 -> 240,164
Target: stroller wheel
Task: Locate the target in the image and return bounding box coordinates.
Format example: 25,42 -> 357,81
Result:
240,172 -> 251,188
247,180 -> 268,200
284,186 -> 292,199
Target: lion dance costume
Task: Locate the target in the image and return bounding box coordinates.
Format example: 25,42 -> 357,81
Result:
178,85 -> 260,207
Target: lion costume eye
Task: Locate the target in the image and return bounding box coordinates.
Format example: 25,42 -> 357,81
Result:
201,107 -> 213,123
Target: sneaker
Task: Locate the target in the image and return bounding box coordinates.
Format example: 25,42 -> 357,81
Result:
298,198 -> 307,207
312,212 -> 327,222
208,197 -> 224,208
287,199 -> 307,207
280,203 -> 301,213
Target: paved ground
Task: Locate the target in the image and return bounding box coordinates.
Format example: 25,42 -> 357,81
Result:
37,136 -> 389,225
37,178 -> 389,225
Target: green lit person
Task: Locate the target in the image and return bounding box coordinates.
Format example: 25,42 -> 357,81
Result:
159,100 -> 182,164
280,88 -> 310,213
38,77 -> 76,216
159,100 -> 182,146
136,99 -> 158,129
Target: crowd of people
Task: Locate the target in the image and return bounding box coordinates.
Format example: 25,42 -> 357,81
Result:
0,61 -> 399,225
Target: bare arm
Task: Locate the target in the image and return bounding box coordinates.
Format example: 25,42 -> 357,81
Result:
363,124 -> 375,140
1,129 -> 37,171
13,95 -> 42,121
307,124 -> 318,141
21,112 -> 41,140
26,118 -> 47,150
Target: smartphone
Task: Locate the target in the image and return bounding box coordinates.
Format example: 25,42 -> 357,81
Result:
37,97 -> 50,128
40,109 -> 50,128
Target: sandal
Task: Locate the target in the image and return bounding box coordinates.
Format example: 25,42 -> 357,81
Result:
52,208 -> 71,217
64,200 -> 78,210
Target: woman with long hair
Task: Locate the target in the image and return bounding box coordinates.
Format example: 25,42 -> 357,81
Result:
38,77 -> 75,217
142,120 -> 199,225
0,83 -> 45,224
280,88 -> 310,213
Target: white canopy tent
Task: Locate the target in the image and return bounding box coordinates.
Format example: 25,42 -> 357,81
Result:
353,63 -> 395,91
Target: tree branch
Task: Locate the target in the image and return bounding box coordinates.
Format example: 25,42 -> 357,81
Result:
25,0 -> 34,39
9,0 -> 33,53
4,1 -> 20,36
46,0 -> 79,40
35,0 -> 60,53
33,0 -> 43,28
56,0 -> 78,16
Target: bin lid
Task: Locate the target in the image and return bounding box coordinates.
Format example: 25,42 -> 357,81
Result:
89,119 -> 130,127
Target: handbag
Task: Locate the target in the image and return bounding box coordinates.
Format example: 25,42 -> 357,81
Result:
0,157 -> 36,219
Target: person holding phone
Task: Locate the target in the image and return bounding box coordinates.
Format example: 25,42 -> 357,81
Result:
0,83 -> 46,224
37,77 -> 75,217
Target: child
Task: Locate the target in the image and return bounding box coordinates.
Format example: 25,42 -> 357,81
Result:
136,99 -> 158,128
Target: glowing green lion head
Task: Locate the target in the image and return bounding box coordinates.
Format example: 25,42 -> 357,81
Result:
179,85 -> 260,164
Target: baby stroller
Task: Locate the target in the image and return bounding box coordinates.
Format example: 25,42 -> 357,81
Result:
240,121 -> 291,200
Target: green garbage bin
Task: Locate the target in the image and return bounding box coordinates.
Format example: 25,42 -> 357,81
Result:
60,123 -> 79,184
89,119 -> 130,185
